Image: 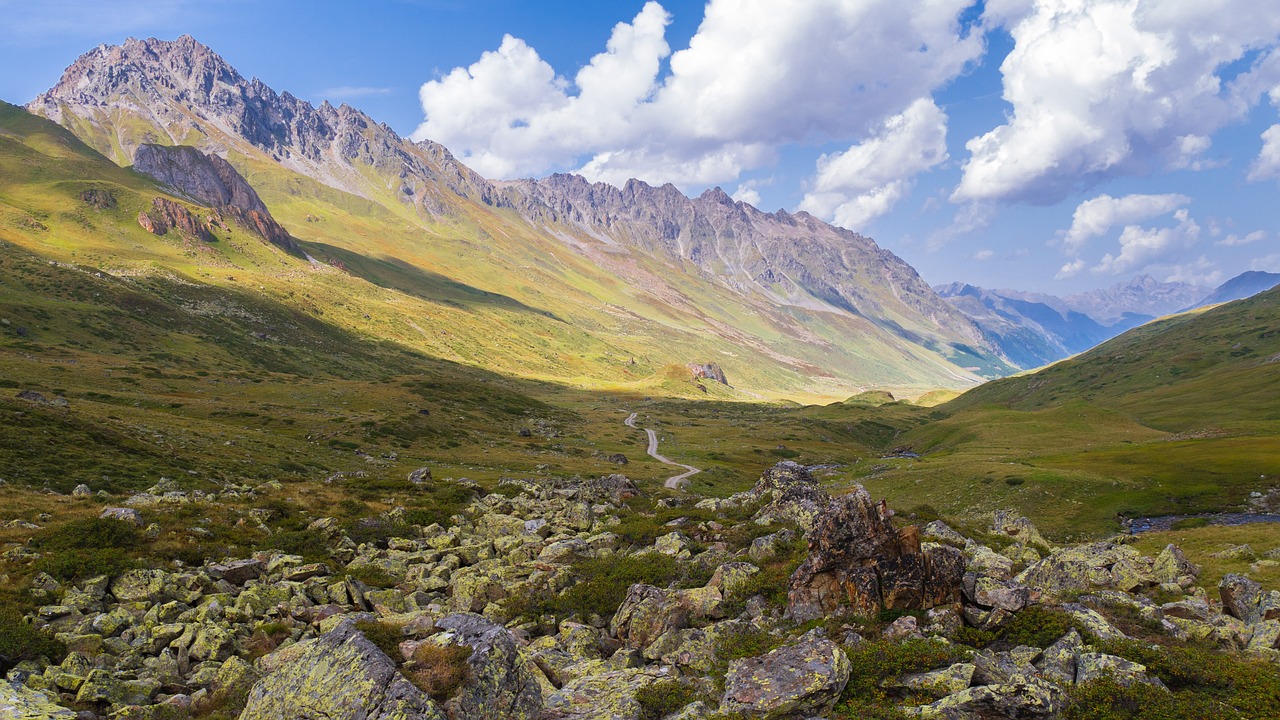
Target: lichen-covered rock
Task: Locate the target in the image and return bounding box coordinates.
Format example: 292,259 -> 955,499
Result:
708,563 -> 760,603
787,487 -> 962,621
1,680 -> 77,718
1060,604 -> 1128,642
1152,544 -> 1199,585
1076,653 -> 1163,688
540,668 -> 659,720
110,569 -> 170,603
991,510 -> 1051,549
238,619 -> 446,720
887,662 -> 976,697
1016,542 -> 1153,595
610,584 -> 723,649
971,577 -> 1030,612
903,677 -> 1065,719
432,612 -> 542,720
99,507 -> 144,526
1034,629 -> 1083,685
749,461 -> 829,531
1220,573 -> 1264,624
718,636 -> 850,719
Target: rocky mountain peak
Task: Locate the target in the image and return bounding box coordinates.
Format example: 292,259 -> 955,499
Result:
28,35 -> 498,214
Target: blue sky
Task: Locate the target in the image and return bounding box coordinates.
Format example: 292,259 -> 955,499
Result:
2,0 -> 1279,295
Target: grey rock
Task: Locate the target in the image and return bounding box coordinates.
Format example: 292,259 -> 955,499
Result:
238,619 -> 446,720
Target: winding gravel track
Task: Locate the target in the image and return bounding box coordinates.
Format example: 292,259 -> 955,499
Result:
624,412 -> 700,490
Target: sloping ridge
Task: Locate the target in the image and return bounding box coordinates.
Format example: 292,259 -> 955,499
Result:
942,285 -> 1280,430
25,34 -> 1012,393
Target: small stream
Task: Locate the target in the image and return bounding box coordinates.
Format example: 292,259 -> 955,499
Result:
1125,512 -> 1280,533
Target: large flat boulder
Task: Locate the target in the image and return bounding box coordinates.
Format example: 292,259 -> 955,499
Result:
238,619 -> 446,720
718,636 -> 850,719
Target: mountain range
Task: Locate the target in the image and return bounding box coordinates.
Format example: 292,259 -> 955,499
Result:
12,34 -> 1015,400
937,272 -> 1279,370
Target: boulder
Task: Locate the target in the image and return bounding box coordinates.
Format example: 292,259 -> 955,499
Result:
1016,541 -> 1153,595
1034,629 -> 1083,685
238,619 -> 446,720
786,487 -> 962,621
888,662 -> 976,697
1220,574 -> 1264,624
610,584 -> 723,649
540,668 -> 660,720
749,461 -> 829,531
1076,653 -> 1163,688
1152,544 -> 1199,585
109,569 -> 170,603
207,558 -> 265,586
903,678 -> 1065,719
432,613 -> 542,720
99,507 -> 144,527
718,635 -> 850,719
991,510 -> 1051,549
1,680 -> 77,718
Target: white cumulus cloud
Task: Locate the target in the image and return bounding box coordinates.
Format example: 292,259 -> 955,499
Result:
1218,230 -> 1268,246
1247,124 -> 1280,182
954,0 -> 1280,204
799,98 -> 949,228
412,0 -> 982,189
1161,256 -> 1222,287
1061,193 -> 1190,255
1093,208 -> 1200,275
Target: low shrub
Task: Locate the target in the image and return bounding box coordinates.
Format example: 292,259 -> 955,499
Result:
838,638 -> 969,715
347,565 -> 398,589
0,609 -> 66,671
505,554 -> 711,622
33,516 -> 141,551
406,643 -> 473,703
1064,676 -> 1227,719
35,547 -> 136,581
636,680 -> 699,720
354,620 -> 404,661
998,606 -> 1082,649
714,626 -> 783,662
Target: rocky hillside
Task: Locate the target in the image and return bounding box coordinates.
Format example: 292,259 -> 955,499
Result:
502,175 -> 991,368
4,462 -> 1278,719
21,35 -> 1012,396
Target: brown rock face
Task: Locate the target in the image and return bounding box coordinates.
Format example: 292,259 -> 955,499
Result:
786,486 -> 963,622
687,362 -> 728,385
137,197 -> 214,242
132,143 -> 300,254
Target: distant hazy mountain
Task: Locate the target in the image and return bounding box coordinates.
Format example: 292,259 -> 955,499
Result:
1184,271 -> 1280,311
1061,274 -> 1207,324
935,283 -> 1123,369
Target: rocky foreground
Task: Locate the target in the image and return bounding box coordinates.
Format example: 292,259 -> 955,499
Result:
3,462 -> 1278,719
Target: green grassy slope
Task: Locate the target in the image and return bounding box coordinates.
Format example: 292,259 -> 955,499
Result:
1,101 -> 928,501
852,291 -> 1280,539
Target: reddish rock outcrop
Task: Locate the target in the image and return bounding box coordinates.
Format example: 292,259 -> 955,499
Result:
787,485 -> 963,621
137,197 -> 214,242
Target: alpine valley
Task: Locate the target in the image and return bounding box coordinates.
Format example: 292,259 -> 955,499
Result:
2,34 -> 1280,720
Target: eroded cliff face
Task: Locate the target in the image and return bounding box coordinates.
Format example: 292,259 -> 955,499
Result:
131,143 -> 298,253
